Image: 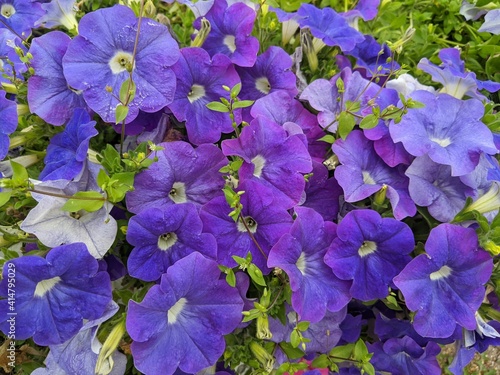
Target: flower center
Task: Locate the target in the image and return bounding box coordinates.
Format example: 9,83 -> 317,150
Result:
168,297 -> 187,324
296,252 -> 307,275
187,84 -> 206,103
237,216 -> 258,233
255,77 -> 271,94
34,276 -> 61,297
358,240 -> 377,257
158,232 -> 178,251
108,51 -> 135,74
223,35 -> 237,53
429,136 -> 452,147
69,210 -> 86,220
251,155 -> 266,178
362,171 -> 376,185
168,182 -> 187,204
430,265 -> 452,280
1,4 -> 15,19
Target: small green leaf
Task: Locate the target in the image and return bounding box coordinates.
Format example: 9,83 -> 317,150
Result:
329,343 -> 354,360
406,99 -> 425,109
248,263 -> 266,286
290,329 -> 300,348
311,354 -> 329,369
317,134 -> 336,144
296,321 -> 310,331
231,82 -> 242,98
338,112 -> 356,139
11,161 -> 28,186
232,255 -> 247,266
345,100 -> 361,113
279,342 -> 305,360
362,362 -> 376,375
225,269 -> 236,287
115,104 -> 129,124
206,101 -> 230,112
119,78 -> 136,104
61,191 -> 105,213
0,190 -> 12,207
359,114 -> 379,130
353,339 -> 370,361
232,100 -> 254,109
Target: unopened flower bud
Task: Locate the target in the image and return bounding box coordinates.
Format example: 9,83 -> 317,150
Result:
95,320 -> 126,375
465,182 -> 500,215
249,341 -> 275,372
191,18 -> 211,48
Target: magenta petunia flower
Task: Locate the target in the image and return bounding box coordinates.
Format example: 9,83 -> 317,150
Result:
62,5 -> 180,124
393,224 -> 493,338
127,252 -> 243,374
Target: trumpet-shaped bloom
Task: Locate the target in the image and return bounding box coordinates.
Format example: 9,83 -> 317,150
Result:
0,243 -> 112,346
389,91 -> 497,176
126,141 -> 227,214
0,28 -> 27,84
35,0 -> 78,31
127,252 -> 243,374
393,224 -> 493,338
0,0 -> 44,37
325,209 -> 414,301
0,91 -> 16,160
478,9 -> 500,34
63,5 -> 180,123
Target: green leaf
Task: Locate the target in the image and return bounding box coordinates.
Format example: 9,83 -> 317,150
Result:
232,255 -> 247,266
279,342 -> 305,360
207,101 -> 229,112
359,114 -> 379,130
0,191 -> 12,207
345,100 -> 361,113
231,82 -> 242,98
119,78 -> 136,104
225,269 -> 236,287
338,111 -> 356,140
317,134 -> 336,144
232,100 -> 254,109
406,99 -> 425,109
97,169 -> 110,190
248,263 -> 267,286
11,161 -> 28,186
329,343 -> 354,360
362,362 -> 376,375
290,329 -> 300,348
61,191 -> 105,213
311,354 -> 329,369
353,339 -> 370,361
115,104 -> 129,124
296,321 -> 310,331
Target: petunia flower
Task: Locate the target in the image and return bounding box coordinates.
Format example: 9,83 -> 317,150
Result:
161,0 -> 214,18
62,5 -> 180,124
325,209 -> 414,301
478,9 -> 500,34
0,90 -> 16,160
268,207 -> 351,322
0,243 -> 112,346
389,91 -> 497,176
385,73 -> 435,98
168,47 -> 240,145
393,224 -> 493,338
126,203 -> 217,281
200,179 -> 293,272
341,0 -> 380,29
0,0 -> 44,38
332,130 -> 416,220
35,0 -> 78,31
32,301 -> 126,375
28,30 -> 88,126
0,28 -> 27,84
127,252 -> 244,375
194,0 -> 259,67
126,141 -> 227,214
222,117 -> 312,209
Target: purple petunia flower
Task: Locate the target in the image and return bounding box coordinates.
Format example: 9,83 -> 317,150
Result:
39,108 -> 97,181
222,117 -> 312,209
268,207 -> 351,322
0,0 -> 44,38
0,28 -> 26,83
126,141 -> 227,214
127,252 -> 243,375
0,243 -> 112,346
325,209 -> 414,301
126,203 -> 217,281
393,224 -> 493,338
296,3 -> 364,52
201,180 -> 293,272
341,0 -> 380,28
28,31 -> 88,126
62,5 -> 180,124
194,0 -> 259,67
390,91 -> 497,176
332,130 -> 416,220
168,47 -> 240,145
0,90 -> 16,160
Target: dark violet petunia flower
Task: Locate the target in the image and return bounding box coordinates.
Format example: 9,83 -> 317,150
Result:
200,179 -> 293,272
368,336 -> 441,375
325,209 -> 414,301
168,47 -> 240,145
127,252 -> 243,375
222,117 -> 312,209
32,301 -> 127,375
405,155 -> 475,222
126,203 -> 217,281
478,9 -> 500,34
39,108 -> 97,181
28,31 -> 88,126
0,90 -> 17,160
126,141 -> 227,214
62,5 -> 180,124
194,0 -> 259,67
0,243 -> 112,346
0,28 -> 27,84
0,0 -> 44,38
296,3 -> 364,52
389,91 -> 497,176
332,130 -> 416,220
236,46 -> 297,102
393,224 -> 493,338
417,48 -> 500,100
35,0 -> 78,31
268,207 -> 351,322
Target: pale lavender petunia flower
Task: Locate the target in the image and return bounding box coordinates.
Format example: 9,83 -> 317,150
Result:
478,9 -> 500,34
393,224 -> 493,338
62,5 -> 180,123
127,252 -> 243,374
35,0 -> 78,30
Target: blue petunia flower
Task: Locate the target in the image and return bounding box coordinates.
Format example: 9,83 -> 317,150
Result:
0,0 -> 44,38
0,28 -> 27,84
35,0 -> 78,31
0,90 -> 16,160
127,252 -> 244,375
341,0 -> 380,29
0,243 -> 112,346
393,224 -> 493,338
62,5 -> 180,124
